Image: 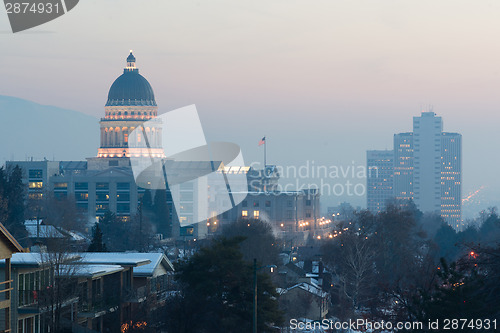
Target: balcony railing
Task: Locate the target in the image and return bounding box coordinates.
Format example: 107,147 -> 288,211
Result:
0,279 -> 13,306
78,295 -> 120,315
125,283 -> 177,303
18,289 -> 44,308
125,286 -> 148,303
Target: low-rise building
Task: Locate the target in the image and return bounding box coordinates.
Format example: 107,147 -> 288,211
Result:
279,280 -> 329,321
0,252 -> 80,333
0,224 -> 24,332
0,251 -> 174,333
62,264 -> 126,333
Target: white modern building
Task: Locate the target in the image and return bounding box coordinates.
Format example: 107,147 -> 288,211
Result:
440,132 -> 462,229
393,132 -> 414,203
413,112 -> 443,214
391,112 -> 462,228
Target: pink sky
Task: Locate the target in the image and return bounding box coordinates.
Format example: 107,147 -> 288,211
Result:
1,0 -> 499,210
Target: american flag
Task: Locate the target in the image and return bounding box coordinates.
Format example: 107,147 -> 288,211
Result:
258,137 -> 266,146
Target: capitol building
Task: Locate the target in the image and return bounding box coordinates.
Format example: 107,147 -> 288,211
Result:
8,52 -> 203,239
95,51 -> 164,161
7,52 -> 321,241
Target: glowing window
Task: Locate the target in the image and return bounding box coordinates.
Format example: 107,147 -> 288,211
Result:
242,210 -> 248,217
28,193 -> 43,200
75,193 -> 89,201
28,182 -> 43,189
254,210 -> 259,218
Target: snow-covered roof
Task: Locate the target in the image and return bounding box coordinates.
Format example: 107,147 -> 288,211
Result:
286,282 -> 328,298
283,262 -> 306,277
120,253 -> 174,277
25,220 -> 42,225
3,253 -> 43,266
25,221 -> 86,241
306,273 -> 319,278
66,231 -> 86,241
0,253 -> 81,267
26,225 -> 65,238
1,253 -> 172,277
60,264 -> 123,278
78,253 -> 152,267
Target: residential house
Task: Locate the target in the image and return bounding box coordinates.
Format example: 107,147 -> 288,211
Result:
76,253 -> 152,332
0,224 -> 24,333
0,252 -> 80,333
279,280 -> 329,321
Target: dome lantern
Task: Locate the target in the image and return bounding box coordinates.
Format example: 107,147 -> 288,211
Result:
125,50 -> 137,73
105,51 -> 157,106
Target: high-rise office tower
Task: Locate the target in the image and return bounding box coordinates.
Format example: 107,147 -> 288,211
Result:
413,112 -> 443,213
441,132 -> 462,228
393,132 -> 413,202
367,150 -> 394,213
390,112 -> 462,228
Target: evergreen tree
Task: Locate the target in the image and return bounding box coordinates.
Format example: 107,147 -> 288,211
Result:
153,189 -> 170,237
0,166 -> 28,244
221,218 -> 280,267
87,222 -> 107,252
142,189 -> 153,210
434,223 -> 459,261
165,237 -> 283,332
98,210 -> 125,251
417,251 -> 500,332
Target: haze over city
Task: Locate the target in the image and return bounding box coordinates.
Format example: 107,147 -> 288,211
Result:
2,2 -> 500,332
2,0 -> 500,214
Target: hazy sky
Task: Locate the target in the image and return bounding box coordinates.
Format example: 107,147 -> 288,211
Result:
1,0 -> 500,211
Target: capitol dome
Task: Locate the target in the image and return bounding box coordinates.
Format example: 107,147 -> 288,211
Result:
105,52 -> 157,106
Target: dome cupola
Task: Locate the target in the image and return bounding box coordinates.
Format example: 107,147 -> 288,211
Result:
105,51 -> 156,106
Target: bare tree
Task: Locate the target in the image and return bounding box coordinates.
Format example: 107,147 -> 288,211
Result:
326,230 -> 377,312
26,191 -> 86,233
37,232 -> 81,332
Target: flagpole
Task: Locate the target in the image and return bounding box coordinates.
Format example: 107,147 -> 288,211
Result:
264,135 -> 267,168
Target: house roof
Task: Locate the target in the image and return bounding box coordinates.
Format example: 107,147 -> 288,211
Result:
79,253 -> 152,267
120,253 -> 174,277
0,223 -> 24,253
1,253 -> 171,274
283,262 -> 306,277
0,252 -> 80,268
0,253 -> 43,267
286,282 -> 328,298
25,225 -> 65,239
60,264 -> 124,278
25,221 -> 86,241
65,230 -> 86,241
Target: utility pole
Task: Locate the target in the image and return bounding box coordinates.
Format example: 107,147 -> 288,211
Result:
253,258 -> 258,333
253,259 -> 276,333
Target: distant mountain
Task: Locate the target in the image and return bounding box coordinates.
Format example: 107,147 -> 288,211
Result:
0,95 -> 99,164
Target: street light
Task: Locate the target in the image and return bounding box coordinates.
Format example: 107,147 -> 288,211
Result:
253,258 -> 277,333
